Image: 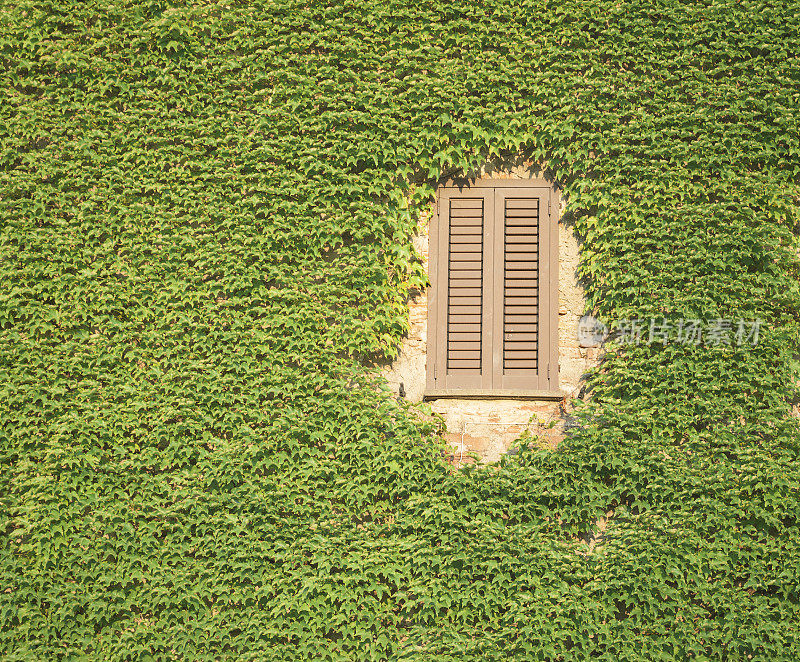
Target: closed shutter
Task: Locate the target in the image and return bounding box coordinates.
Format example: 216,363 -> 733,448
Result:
492,188 -> 555,390
446,197 -> 484,372
429,188 -> 494,389
427,179 -> 557,394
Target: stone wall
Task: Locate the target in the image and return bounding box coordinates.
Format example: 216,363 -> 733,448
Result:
382,165 -> 600,462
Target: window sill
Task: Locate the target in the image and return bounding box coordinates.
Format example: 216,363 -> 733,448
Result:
423,389 -> 567,401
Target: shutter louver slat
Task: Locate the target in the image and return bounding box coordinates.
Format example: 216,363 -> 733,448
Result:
503,197 -> 539,372
447,198 -> 483,373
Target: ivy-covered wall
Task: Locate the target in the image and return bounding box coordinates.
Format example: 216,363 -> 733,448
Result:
2,1 -> 800,660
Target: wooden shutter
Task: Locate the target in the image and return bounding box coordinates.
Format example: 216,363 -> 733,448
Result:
492,188 -> 555,390
428,180 -> 558,394
429,188 -> 494,389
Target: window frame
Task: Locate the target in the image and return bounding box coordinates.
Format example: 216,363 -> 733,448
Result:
425,178 -> 562,399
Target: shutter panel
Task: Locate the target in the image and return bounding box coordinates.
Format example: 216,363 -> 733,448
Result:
429,188 -> 494,390
503,197 -> 539,371
492,188 -> 555,391
427,181 -> 557,394
446,197 -> 484,372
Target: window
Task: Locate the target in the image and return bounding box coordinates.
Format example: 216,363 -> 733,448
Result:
426,178 -> 559,396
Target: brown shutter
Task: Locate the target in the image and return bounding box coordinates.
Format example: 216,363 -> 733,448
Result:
429,188 -> 494,390
427,180 -> 557,394
492,188 -> 555,390
446,197 -> 484,372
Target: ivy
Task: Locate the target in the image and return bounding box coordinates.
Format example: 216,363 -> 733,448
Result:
1,0 -> 799,659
